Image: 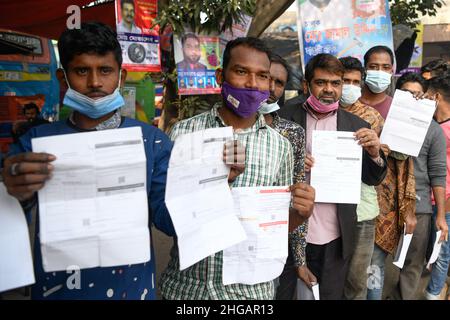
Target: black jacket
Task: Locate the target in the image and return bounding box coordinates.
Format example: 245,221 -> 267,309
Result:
279,103 -> 387,259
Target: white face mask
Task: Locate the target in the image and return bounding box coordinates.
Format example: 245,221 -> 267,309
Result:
258,101 -> 280,114
62,70 -> 124,119
365,70 -> 392,93
340,84 -> 362,106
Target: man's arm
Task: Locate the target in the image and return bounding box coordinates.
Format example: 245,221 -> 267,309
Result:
355,127 -> 387,186
428,124 -> 448,242
148,130 -> 176,237
432,186 -> 448,242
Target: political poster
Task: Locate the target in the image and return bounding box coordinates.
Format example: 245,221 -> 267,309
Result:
115,0 -> 161,72
174,32 -> 221,95
296,0 -> 394,68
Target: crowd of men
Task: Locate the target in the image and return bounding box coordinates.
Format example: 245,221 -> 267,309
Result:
1,21 -> 449,300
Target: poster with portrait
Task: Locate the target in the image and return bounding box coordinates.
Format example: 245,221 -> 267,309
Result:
115,0 -> 161,72
296,0 -> 394,69
174,32 -> 221,95
219,14 -> 253,53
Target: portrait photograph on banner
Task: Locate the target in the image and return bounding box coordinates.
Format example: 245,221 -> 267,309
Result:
174,32 -> 221,95
115,0 -> 161,72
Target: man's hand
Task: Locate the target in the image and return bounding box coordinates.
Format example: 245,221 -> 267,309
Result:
2,152 -> 56,201
290,182 -> 315,219
436,216 -> 449,242
380,144 -> 390,157
305,153 -> 314,172
297,265 -> 317,288
404,213 -> 417,234
223,140 -> 245,183
354,128 -> 381,158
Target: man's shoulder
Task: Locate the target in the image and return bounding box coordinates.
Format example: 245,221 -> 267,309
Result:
176,60 -> 190,70
196,62 -> 207,70
265,125 -> 293,151
169,111 -> 213,138
338,108 -> 370,128
122,117 -> 170,142
428,119 -> 445,139
278,96 -> 306,120
275,115 -> 305,133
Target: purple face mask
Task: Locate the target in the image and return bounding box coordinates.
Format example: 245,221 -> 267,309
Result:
221,81 -> 270,118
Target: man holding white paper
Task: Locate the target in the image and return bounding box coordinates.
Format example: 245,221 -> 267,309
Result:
385,73 -> 447,300
2,23 -> 174,300
279,54 -> 387,299
160,37 -> 315,300
424,74 -> 450,300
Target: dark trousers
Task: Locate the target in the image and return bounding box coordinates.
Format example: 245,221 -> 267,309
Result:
306,237 -> 350,300
275,249 -> 297,300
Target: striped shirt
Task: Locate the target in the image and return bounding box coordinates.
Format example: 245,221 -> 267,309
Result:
270,112 -> 308,267
159,103 -> 294,300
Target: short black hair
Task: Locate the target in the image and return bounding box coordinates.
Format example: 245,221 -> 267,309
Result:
181,33 -> 200,47
428,74 -> 450,103
269,53 -> 291,84
339,56 -> 365,81
421,59 -> 448,78
364,45 -> 394,67
23,102 -> 39,114
395,72 -> 427,92
222,37 -> 271,73
58,22 -> 122,70
121,0 -> 134,8
304,53 -> 344,84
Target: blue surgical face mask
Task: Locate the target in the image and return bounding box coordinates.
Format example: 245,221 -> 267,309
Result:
365,70 -> 391,94
340,84 -> 362,106
258,100 -> 280,114
62,70 -> 125,119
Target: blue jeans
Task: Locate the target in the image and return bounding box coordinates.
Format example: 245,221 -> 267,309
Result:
426,209 -> 450,296
366,244 -> 387,300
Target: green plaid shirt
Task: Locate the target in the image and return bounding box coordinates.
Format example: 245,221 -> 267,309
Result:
159,103 -> 294,300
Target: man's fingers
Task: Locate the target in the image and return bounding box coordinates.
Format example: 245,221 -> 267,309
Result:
9,174 -> 52,186
7,162 -> 54,176
223,141 -> 245,165
10,152 -> 56,163
8,182 -> 46,195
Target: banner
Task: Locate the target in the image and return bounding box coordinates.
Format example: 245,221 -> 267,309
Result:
174,33 -> 221,95
115,0 -> 161,72
219,14 -> 253,52
296,0 -> 394,68
398,24 -> 423,75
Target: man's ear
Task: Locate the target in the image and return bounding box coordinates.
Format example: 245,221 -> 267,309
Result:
215,68 -> 223,86
56,68 -> 68,89
302,79 -> 308,96
120,68 -> 127,88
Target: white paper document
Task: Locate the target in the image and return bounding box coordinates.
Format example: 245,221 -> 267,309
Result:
32,127 -> 150,272
222,186 -> 290,285
0,183 -> 35,292
310,130 -> 362,204
427,230 -> 443,269
296,279 -> 320,300
393,224 -> 413,269
380,89 -> 436,157
165,127 -> 247,270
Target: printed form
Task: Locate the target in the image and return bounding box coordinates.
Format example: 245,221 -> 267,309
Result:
310,130 -> 362,204
380,89 -> 436,157
32,127 -> 150,272
165,127 -> 246,270
0,183 -> 35,292
222,186 -> 290,285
